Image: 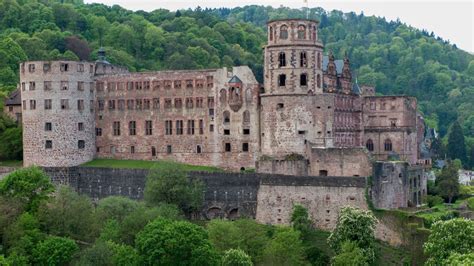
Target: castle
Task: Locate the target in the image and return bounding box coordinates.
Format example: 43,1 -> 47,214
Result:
6,19 -> 431,209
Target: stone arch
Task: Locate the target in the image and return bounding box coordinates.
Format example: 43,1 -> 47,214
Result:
366,139 -> 374,151
280,25 -> 288,39
297,25 -> 306,39
228,208 -> 239,220
206,207 -> 224,220
384,139 -> 392,151
245,88 -> 252,103
223,110 -> 230,124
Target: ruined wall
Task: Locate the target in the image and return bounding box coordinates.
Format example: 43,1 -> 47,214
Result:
21,61 -> 96,167
4,105 -> 22,123
256,159 -> 309,176
308,147 -> 372,177
94,66 -> 260,170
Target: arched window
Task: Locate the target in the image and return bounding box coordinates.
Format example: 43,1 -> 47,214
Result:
384,139 -> 392,151
300,52 -> 307,67
297,25 -> 306,39
223,111 -> 230,124
366,139 -> 374,151
317,53 -> 321,69
317,74 -> 321,88
300,74 -> 307,86
269,27 -> 273,41
245,88 -> 252,103
278,74 -> 286,87
220,89 -> 227,104
278,52 -> 286,67
280,25 -> 288,39
243,110 -> 250,123
313,25 -> 317,40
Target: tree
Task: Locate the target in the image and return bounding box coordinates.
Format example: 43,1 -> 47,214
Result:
136,218 -> 219,265
96,196 -> 141,223
447,121 -> 467,164
0,167 -> 54,212
327,207 -> 376,264
33,236 -> 78,266
260,227 -> 308,265
3,212 -> 44,262
222,249 -> 253,266
331,241 -> 369,266
423,218 -> 474,265
435,161 -> 460,203
290,204 -> 312,238
0,127 -> 22,160
144,163 -> 204,214
65,35 -> 91,60
445,252 -> 474,265
37,186 -> 99,242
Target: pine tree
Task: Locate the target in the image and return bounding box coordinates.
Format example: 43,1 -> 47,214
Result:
447,122 -> 467,165
470,144 -> 474,170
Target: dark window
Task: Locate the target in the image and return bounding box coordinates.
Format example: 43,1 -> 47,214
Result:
60,63 -> 68,72
166,145 -> 172,154
78,122 -> 84,131
165,120 -> 172,135
300,52 -> 307,67
384,139 -> 392,151
243,129 -> 250,135
278,52 -> 286,67
317,74 -> 321,88
152,146 -> 157,156
242,143 -> 249,152
366,139 -> 374,151
44,81 -> 52,90
196,145 -> 202,154
131,146 -> 135,154
77,99 -> 84,111
225,143 -> 231,152
30,100 -> 36,110
145,120 -> 153,135
129,121 -> 136,136
187,120 -> 195,135
45,140 -> 52,149
280,25 -> 288,39
78,81 -> 84,91
297,25 -> 306,39
224,129 -> 230,135
300,74 -> 307,86
44,99 -> 52,110
176,120 -> 183,135
319,170 -> 328,176
277,103 -> 284,109
96,128 -> 102,136
223,111 -> 230,124
209,108 -> 215,116
278,74 -> 286,86
45,122 -> 52,131
78,140 -> 85,149
210,124 -> 214,132
113,121 -> 120,136
199,120 -> 204,135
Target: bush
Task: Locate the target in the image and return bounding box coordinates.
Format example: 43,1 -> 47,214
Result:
222,249 -> 253,266
467,197 -> 474,210
33,236 -> 78,266
426,195 -> 444,207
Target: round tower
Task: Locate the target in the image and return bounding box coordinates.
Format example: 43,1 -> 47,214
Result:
21,61 -> 96,167
261,19 -> 332,157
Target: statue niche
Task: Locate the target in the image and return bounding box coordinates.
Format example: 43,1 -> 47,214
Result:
227,76 -> 243,112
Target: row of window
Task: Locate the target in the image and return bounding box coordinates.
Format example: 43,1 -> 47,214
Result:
101,142 -> 250,155
277,73 -> 321,88
277,52 -> 322,69
98,97 -> 214,111
366,139 -> 392,152
368,101 -> 397,111
44,140 -> 85,149
269,24 -> 317,41
23,63 -> 93,74
44,122 -> 85,132
23,99 -> 92,111
21,81 -> 93,92
95,76 -> 214,92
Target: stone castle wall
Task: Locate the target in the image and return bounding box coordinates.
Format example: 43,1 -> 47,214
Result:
21,61 -> 96,167
308,147 -> 372,177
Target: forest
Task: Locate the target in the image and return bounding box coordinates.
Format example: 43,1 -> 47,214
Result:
0,0 -> 473,166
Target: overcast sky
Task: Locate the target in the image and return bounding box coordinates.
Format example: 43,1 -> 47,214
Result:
84,0 -> 474,53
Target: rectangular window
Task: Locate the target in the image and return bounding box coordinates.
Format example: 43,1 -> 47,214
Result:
174,98 -> 182,109
224,129 -> 230,135
135,99 -> 143,110
165,120 -> 172,135
30,100 -> 36,110
278,74 -> 286,86
152,98 -> 160,110
78,64 -> 84,72
45,140 -> 52,149
207,76 -> 214,88
144,99 -> 150,110
186,98 -> 193,109
152,81 -> 161,90
28,64 -> 35,72
129,121 -> 136,136
113,121 -> 121,136
108,100 -> 116,110
118,99 -> 125,110
210,124 -> 214,132
242,143 -> 249,152
174,80 -> 181,89
60,81 -> 68,90
144,81 -> 150,90
108,82 -> 116,91
209,108 -> 214,116
23,100 -> 26,110
43,63 -> 50,72
176,120 -> 183,135
167,145 -> 172,154
207,97 -> 214,108
164,98 -> 172,109
225,143 -> 231,152
29,82 -> 35,91
77,81 -> 84,91
44,99 -> 52,110
78,140 -> 85,149
45,122 -> 52,131
187,120 -> 195,135
77,99 -> 84,111
44,81 -> 51,91
98,100 -> 104,111
90,100 -> 94,112
243,129 -> 250,135
78,122 -> 84,131
131,146 -> 135,154
127,99 -> 134,110
199,119 -> 204,135
96,128 -> 102,136
186,79 -> 193,88
196,97 -> 203,108
21,82 -> 26,91
145,120 -> 153,135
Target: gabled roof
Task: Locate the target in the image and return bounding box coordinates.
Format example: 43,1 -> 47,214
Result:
228,75 -> 242,83
322,55 -> 343,74
5,89 -> 21,106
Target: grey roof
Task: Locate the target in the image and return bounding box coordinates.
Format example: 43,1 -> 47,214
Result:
5,89 -> 21,106
352,82 -> 361,95
228,75 -> 242,83
322,55 -> 344,74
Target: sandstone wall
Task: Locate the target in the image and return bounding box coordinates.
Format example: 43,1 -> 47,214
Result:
308,147 -> 372,177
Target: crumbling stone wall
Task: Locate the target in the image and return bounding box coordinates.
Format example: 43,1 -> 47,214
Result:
308,147 -> 372,177
256,159 -> 309,176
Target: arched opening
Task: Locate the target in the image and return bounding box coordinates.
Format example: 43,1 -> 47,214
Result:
240,167 -> 245,172
297,25 -> 306,39
151,146 -> 156,156
317,74 -> 321,88
243,110 -> 250,123
366,139 -> 374,151
228,208 -> 239,220
280,25 -> 288,39
384,139 -> 392,151
223,111 -> 230,124
206,207 -> 224,220
269,26 -> 273,41
300,74 -> 307,86
196,145 -> 202,154
278,74 -> 286,87
278,52 -> 286,67
317,53 -> 321,69
300,52 -> 307,67
245,88 -> 252,103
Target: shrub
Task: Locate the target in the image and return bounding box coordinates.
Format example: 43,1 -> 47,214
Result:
426,195 -> 444,207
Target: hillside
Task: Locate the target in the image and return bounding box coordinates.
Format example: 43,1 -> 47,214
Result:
0,0 -> 473,163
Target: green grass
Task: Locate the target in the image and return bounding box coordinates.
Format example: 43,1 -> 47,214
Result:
0,160 -> 22,167
81,159 -> 224,172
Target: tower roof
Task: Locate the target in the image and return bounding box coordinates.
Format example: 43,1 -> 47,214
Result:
228,75 -> 242,84
322,55 -> 344,74
5,89 -> 21,106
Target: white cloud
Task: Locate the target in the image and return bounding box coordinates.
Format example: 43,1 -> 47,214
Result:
84,0 -> 474,52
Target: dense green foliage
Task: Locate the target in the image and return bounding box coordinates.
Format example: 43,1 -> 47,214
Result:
447,122 -> 468,164
221,249 -> 253,266
331,241 -> 370,266
0,1 -> 474,166
33,236 -> 78,265
434,161 -> 461,203
423,218 -> 474,265
290,204 -> 313,238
